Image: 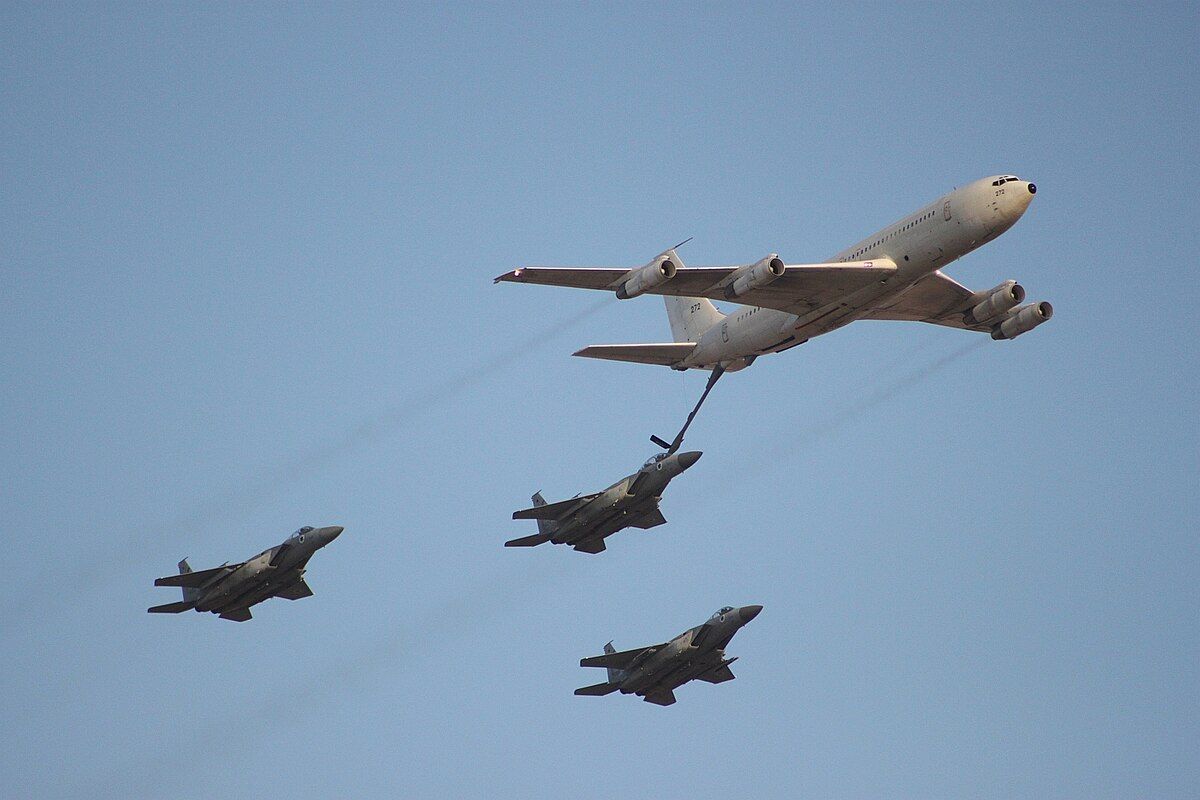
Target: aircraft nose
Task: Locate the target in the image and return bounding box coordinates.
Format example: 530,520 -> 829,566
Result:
739,605 -> 763,624
322,525 -> 344,542
677,451 -> 703,470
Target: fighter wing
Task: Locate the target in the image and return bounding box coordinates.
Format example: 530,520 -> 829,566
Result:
697,665 -> 737,684
275,579 -> 313,600
153,563 -> 240,588
580,643 -> 666,670
496,259 -> 897,314
862,271 -> 990,331
629,507 -> 667,529
512,493 -> 600,520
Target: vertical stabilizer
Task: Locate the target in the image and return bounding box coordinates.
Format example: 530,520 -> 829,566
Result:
532,492 -> 557,538
603,641 -> 623,684
663,264 -> 724,343
177,558 -> 201,604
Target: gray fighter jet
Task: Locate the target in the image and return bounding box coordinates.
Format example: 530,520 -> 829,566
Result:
575,604 -> 763,705
147,525 -> 343,622
505,448 -> 702,554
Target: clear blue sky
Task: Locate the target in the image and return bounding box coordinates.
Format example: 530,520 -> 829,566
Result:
2,3 -> 1196,798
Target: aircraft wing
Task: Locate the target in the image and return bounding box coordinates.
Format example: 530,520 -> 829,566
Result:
697,665 -> 737,684
581,643 -> 666,670
154,564 -> 239,588
512,493 -> 600,521
629,507 -> 667,529
496,259 -> 898,314
275,579 -> 313,600
862,270 -> 992,332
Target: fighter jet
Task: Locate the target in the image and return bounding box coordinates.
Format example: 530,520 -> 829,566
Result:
505,447 -> 702,554
576,604 -> 763,706
147,525 -> 343,622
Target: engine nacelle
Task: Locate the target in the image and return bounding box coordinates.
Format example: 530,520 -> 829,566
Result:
725,255 -> 786,299
992,302 -> 1053,340
616,257 -> 677,299
965,280 -> 1025,325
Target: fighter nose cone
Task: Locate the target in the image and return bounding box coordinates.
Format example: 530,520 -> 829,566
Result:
324,525 -> 344,541
739,604 -> 763,623
677,451 -> 703,470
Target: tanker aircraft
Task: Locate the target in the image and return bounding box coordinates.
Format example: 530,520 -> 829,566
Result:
495,175 -> 1051,372
575,604 -> 763,706
147,525 -> 343,621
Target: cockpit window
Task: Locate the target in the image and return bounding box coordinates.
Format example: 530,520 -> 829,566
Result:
294,526 -> 314,537
711,606 -> 735,620
643,453 -> 666,468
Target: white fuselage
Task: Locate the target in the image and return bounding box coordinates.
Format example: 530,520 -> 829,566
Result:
682,175 -> 1036,370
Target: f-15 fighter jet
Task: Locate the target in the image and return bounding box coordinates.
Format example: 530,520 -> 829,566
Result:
505,447 -> 701,554
147,525 -> 343,622
576,604 -> 763,706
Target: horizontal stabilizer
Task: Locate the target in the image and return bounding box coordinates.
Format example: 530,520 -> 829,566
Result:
154,564 -> 235,588
573,343 -> 696,367
512,494 -> 597,521
147,601 -> 195,614
275,579 -> 313,600
643,688 -> 677,706
219,607 -> 252,622
574,681 -> 620,697
504,532 -> 552,548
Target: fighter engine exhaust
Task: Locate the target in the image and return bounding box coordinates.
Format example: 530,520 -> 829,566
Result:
616,257 -> 678,299
991,301 -> 1054,340
724,255 -> 785,299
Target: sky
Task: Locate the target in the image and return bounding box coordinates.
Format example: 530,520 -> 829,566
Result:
2,3 -> 1197,798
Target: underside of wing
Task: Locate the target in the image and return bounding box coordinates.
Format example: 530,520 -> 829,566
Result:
573,343 -> 695,367
629,507 -> 667,529
697,664 -> 737,684
154,563 -> 239,588
512,493 -> 599,521
581,644 -> 664,670
497,259 -> 897,314
572,538 -> 606,554
642,688 -> 677,706
864,271 -> 989,331
275,579 -> 313,601
219,607 -> 253,622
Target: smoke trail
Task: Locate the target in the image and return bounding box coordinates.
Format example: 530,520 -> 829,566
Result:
791,337 -> 988,447
717,338 -> 988,487
13,298 -> 610,610
98,554 -> 575,799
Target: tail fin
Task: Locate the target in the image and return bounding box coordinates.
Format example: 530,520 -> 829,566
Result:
603,641 -> 624,684
532,492 -> 558,538
177,559 -> 201,604
664,294 -> 724,343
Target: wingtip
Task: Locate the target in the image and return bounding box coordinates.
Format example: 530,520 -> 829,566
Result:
494,268 -> 524,284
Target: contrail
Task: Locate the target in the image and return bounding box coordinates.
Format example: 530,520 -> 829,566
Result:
790,337 -> 988,447
11,298 -> 610,611
98,554 -> 574,800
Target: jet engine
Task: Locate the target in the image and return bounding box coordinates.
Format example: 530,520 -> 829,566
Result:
725,255 -> 786,299
991,302 -> 1053,340
965,280 -> 1025,325
616,257 -> 677,299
